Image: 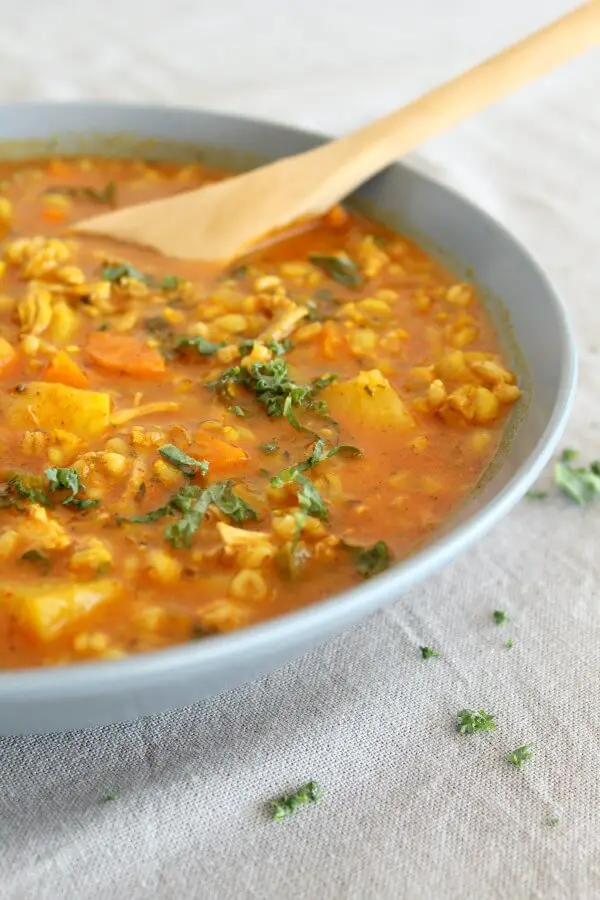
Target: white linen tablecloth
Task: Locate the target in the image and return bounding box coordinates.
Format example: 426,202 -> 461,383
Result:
1,1 -> 600,897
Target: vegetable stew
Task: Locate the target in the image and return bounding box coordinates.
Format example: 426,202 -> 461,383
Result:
0,157 -> 520,668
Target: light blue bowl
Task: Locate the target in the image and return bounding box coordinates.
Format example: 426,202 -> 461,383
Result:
0,103 -> 576,734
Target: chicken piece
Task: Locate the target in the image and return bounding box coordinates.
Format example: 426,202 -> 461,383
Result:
259,304 -> 308,343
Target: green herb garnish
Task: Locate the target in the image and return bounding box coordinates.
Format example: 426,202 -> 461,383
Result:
295,475 -> 328,520
227,405 -> 247,418
266,338 -> 293,357
258,440 -> 279,455
313,287 -> 333,301
269,781 -> 322,821
121,481 -> 257,548
311,373 -> 338,392
0,475 -> 48,508
561,448 -> 578,463
271,438 -> 362,487
144,316 -> 171,335
420,646 -> 440,660
46,467 -> 79,498
45,467 -> 98,510
101,262 -> 149,284
158,444 -> 209,478
207,364 -> 244,401
492,610 -> 507,626
250,359 -> 308,417
555,449 -> 600,504
161,275 -> 183,291
205,482 -> 258,523
507,743 -> 535,769
353,540 -> 391,578
526,490 -> 548,500
208,358 -> 335,432
47,181 -> 116,205
228,265 -> 248,279
309,253 -> 362,287
456,709 -> 497,735
21,549 -> 51,574
176,335 -> 225,357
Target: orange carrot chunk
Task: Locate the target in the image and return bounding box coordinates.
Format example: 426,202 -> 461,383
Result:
194,431 -> 248,471
44,350 -> 90,389
42,207 -> 68,223
86,332 -> 166,378
47,159 -> 74,178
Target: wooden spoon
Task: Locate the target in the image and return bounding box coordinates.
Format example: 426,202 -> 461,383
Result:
76,1 -> 600,262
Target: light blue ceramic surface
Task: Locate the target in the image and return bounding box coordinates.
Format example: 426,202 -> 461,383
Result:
0,103 -> 576,734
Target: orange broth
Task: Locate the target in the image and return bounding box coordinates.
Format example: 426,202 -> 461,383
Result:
0,157 -> 520,668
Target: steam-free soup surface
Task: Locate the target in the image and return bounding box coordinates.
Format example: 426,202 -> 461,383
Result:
0,157 -> 520,668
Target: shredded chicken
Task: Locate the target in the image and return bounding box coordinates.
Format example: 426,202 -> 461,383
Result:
110,401 -> 179,427
217,522 -> 270,547
259,305 -> 308,343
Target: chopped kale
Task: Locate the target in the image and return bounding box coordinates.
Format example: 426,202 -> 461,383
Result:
309,253 -> 362,287
175,335 -> 225,357
46,181 -> 117,205
158,444 -> 209,478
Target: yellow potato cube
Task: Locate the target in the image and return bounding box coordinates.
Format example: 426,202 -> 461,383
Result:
1,579 -> 120,641
4,381 -> 110,439
322,369 -> 415,431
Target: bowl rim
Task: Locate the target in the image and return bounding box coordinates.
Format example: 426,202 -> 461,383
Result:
0,101 -> 577,699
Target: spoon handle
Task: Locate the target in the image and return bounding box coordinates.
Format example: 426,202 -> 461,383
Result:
306,1 -> 600,210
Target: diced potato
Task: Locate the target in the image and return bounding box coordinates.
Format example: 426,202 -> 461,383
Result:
69,537 -> 113,575
49,300 -> 78,343
1,579 -> 120,641
4,381 -> 110,439
322,369 -> 415,431
349,328 -> 378,354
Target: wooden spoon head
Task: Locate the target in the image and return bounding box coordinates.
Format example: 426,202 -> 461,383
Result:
75,150 -> 330,262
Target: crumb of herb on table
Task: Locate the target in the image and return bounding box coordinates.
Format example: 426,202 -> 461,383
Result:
507,743 -> 535,768
269,781 -> 322,820
548,816 -> 560,827
554,448 -> 600,504
456,709 -> 497,734
505,638 -> 514,649
526,447 -> 600,503
492,610 -> 507,626
420,646 -> 440,660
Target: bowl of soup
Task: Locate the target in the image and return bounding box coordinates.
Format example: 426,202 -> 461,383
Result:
0,103 -> 575,734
